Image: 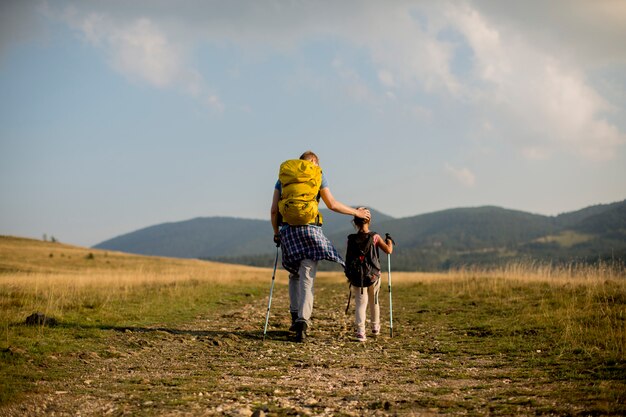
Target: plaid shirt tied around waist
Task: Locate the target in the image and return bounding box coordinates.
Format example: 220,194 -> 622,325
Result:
280,225 -> 345,275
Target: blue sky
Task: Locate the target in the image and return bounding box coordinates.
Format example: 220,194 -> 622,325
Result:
1,1 -> 625,247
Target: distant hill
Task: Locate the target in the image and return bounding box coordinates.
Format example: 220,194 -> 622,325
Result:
94,201 -> 626,271
352,206 -> 556,249
94,208 -> 393,260
554,202 -> 624,229
94,217 -> 273,259
569,202 -> 626,234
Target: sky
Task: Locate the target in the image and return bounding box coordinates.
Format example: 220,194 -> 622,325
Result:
1,0 -> 625,247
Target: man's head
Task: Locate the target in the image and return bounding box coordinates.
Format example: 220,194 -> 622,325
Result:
299,150 -> 319,166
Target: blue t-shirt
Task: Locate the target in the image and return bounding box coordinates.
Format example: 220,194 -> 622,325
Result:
275,173 -> 328,192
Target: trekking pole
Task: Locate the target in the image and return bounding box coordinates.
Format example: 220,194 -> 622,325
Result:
263,246 -> 280,341
387,252 -> 393,338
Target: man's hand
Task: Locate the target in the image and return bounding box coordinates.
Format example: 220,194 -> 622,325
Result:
273,233 -> 281,247
355,207 -> 371,221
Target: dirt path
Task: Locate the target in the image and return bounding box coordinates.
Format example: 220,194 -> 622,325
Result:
0,282 -> 616,416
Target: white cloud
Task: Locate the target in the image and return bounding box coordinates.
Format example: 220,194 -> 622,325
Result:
206,94 -> 224,113
410,105 -> 432,121
331,57 -> 374,104
342,3 -> 460,96
447,3 -> 625,161
36,1 -> 625,156
445,163 -> 476,187
58,7 -> 222,112
109,18 -> 181,88
467,0 -> 626,68
378,70 -> 396,88
521,147 -> 549,161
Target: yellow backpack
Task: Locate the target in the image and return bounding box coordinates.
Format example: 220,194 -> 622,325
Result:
278,159 -> 324,226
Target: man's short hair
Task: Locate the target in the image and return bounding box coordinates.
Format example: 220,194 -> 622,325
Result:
299,150 -> 319,164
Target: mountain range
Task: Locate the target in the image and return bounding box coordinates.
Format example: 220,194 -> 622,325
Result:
94,200 -> 626,271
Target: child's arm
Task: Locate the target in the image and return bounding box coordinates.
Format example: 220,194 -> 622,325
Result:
376,233 -> 393,254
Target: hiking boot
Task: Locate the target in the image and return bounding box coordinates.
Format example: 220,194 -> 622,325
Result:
371,325 -> 381,337
289,312 -> 298,332
355,332 -> 366,342
295,321 -> 308,343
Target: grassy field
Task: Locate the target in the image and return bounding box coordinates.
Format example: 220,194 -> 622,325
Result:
0,236 -> 625,416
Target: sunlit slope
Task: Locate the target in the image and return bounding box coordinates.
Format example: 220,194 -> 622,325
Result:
0,235 -> 271,279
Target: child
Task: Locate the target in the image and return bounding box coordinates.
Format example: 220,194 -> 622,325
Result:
345,208 -> 393,342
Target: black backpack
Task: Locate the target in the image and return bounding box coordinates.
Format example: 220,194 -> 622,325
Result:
344,231 -> 381,288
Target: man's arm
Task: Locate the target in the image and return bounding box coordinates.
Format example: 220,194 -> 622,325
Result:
271,188 -> 281,235
319,188 -> 370,220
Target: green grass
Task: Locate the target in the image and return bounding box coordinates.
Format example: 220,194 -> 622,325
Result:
382,276 -> 626,414
0,280 -> 260,405
1,237 -> 625,415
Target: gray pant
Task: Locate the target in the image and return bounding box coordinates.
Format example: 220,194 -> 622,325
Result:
288,259 -> 318,326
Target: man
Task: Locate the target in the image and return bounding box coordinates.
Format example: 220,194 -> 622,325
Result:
271,150 -> 370,342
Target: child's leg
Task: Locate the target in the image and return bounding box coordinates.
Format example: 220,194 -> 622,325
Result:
369,278 -> 381,333
353,285 -> 368,336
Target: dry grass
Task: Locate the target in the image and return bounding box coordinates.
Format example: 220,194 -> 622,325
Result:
1,237 -> 623,329
0,235 -> 281,300
390,259 -> 625,284
0,236 -> 275,341
3,236 -> 623,355
307,259 -> 626,362
0,235 -> 274,279
1,236 -> 625,414
387,261 -> 626,362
